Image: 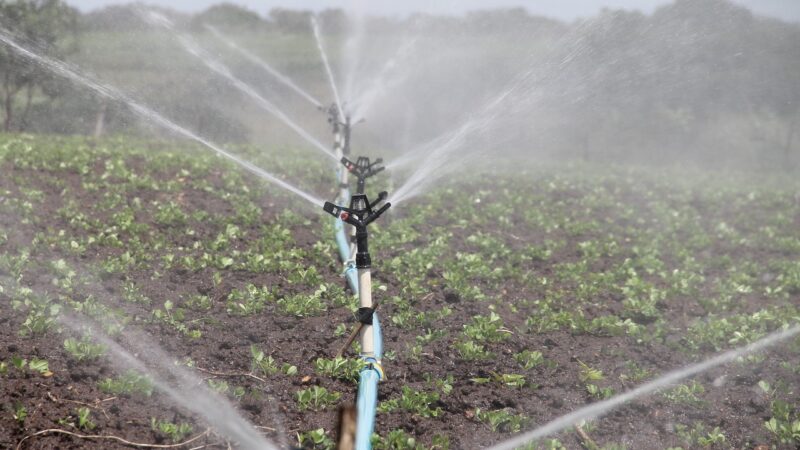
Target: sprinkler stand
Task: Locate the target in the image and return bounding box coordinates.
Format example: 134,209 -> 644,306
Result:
324,103 -> 361,294
323,192 -> 390,450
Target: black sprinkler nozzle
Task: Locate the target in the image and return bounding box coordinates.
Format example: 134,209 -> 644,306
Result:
340,156 -> 385,194
322,192 -> 391,269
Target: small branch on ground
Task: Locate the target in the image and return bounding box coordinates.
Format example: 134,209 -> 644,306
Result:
15,427 -> 211,450
193,366 -> 267,383
575,424 -> 599,450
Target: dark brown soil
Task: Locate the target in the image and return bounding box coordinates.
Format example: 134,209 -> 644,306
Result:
1,142 -> 799,450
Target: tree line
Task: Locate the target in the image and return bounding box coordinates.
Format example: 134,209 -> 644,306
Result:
0,0 -> 797,168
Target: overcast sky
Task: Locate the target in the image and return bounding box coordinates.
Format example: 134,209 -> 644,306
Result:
67,0 -> 800,22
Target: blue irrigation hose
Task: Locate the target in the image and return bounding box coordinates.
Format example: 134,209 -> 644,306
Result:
355,313 -> 383,450
333,215 -> 359,295
334,167 -> 359,295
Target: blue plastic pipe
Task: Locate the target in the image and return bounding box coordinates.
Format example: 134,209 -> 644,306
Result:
334,216 -> 359,294
355,313 -> 383,450
334,167 -> 359,295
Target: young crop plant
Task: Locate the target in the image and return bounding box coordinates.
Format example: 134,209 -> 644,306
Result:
250,345 -> 278,376
98,370 -> 154,396
296,428 -> 335,450
764,400 -> 800,445
514,350 -> 544,370
122,280 -> 150,304
226,284 -> 273,316
619,361 -> 652,384
423,373 -> 455,395
295,386 -> 341,411
454,339 -> 494,361
153,201 -> 188,226
277,284 -> 339,317
76,407 -> 96,431
152,300 -> 201,338
577,360 -> 605,383
378,386 -> 442,418
471,372 -> 527,389
11,402 -> 27,425
474,408 -> 528,433
662,381 -> 705,406
64,335 -> 106,361
463,311 -> 511,343
207,379 -> 230,395
185,294 -> 211,310
586,383 -> 615,400
621,274 -> 665,323
287,265 -> 323,286
13,291 -> 61,337
675,422 -> 727,447
151,418 -> 194,443
370,429 -> 449,450
314,356 -> 366,382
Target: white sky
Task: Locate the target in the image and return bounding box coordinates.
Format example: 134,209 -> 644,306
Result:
67,0 -> 800,22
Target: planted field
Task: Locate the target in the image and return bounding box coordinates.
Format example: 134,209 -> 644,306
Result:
1,134 -> 800,449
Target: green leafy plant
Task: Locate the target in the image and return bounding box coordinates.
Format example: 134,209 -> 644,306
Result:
454,340 -> 493,360
577,360 -> 604,382
295,386 -> 341,411
76,407 -> 96,430
64,336 -> 106,361
12,402 -> 27,424
98,370 -> 154,396
379,386 -> 442,418
226,284 -> 273,316
463,312 -> 510,343
474,408 -> 527,433
662,381 -> 705,406
151,417 -> 194,443
471,372 -> 527,388
250,345 -> 278,376
514,350 -> 544,370
296,428 -> 335,450
314,356 -> 365,382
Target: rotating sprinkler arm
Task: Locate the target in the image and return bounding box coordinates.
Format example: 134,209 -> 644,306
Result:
340,156 -> 385,195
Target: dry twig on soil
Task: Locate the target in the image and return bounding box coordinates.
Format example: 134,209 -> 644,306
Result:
15,427 -> 211,450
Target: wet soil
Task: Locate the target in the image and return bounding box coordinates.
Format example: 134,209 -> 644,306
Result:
1,149 -> 799,450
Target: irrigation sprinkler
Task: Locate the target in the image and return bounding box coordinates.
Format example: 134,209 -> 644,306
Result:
323,192 -> 391,450
340,156 -> 385,195
323,102 -> 360,293
323,102 -> 383,296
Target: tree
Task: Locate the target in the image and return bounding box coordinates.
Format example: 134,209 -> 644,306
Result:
268,8 -> 312,34
191,3 -> 264,30
0,0 -> 78,132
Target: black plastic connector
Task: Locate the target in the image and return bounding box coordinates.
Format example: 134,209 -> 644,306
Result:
322,192 -> 391,269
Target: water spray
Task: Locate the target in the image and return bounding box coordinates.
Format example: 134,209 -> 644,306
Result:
322,192 -> 391,450
488,324 -> 800,450
0,28 -> 324,209
323,102 -> 359,293
311,16 -> 343,119
142,11 -> 336,161
205,24 -> 324,109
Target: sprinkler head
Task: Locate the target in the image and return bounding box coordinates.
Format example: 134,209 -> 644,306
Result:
323,192 -> 390,227
323,192 -> 391,269
341,156 -> 385,194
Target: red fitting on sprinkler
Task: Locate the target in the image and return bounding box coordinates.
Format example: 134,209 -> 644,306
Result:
340,211 -> 350,221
